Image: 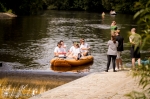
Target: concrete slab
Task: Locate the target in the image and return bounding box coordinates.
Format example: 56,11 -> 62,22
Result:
30,70 -> 143,99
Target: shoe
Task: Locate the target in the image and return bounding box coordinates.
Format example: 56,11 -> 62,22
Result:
105,70 -> 108,72
115,67 -> 119,71
113,70 -> 117,72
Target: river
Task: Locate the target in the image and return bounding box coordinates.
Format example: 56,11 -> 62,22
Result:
0,10 -> 148,73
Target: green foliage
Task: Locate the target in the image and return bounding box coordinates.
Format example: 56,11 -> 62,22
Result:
126,0 -> 150,98
18,0 -> 45,15
46,0 -> 103,11
133,0 -> 150,48
101,0 -> 139,13
0,0 -> 149,15
0,2 -> 7,12
101,0 -> 111,10
126,64 -> 150,99
7,9 -> 12,13
125,91 -> 147,99
0,0 -> 47,15
47,5 -> 57,10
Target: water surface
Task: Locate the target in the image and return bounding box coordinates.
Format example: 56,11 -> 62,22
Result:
0,10 -> 147,73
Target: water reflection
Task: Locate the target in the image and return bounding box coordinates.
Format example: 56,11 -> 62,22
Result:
51,63 -> 93,73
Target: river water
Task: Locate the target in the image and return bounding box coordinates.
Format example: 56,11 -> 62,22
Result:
0,10 -> 148,73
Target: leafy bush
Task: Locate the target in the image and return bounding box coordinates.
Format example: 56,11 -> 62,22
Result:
0,2 -> 7,12
125,64 -> 150,98
125,0 -> 150,98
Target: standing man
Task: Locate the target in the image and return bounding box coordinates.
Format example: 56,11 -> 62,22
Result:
129,28 -> 141,69
115,30 -> 124,70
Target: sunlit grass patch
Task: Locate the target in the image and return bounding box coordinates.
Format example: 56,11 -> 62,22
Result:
0,77 -> 68,99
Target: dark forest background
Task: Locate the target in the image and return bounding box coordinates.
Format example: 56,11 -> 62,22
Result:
0,0 -> 148,15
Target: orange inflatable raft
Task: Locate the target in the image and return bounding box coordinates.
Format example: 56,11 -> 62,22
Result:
50,55 -> 94,67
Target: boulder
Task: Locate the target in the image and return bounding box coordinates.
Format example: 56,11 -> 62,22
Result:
0,12 -> 17,19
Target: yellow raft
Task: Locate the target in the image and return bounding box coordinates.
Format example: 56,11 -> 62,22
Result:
51,63 -> 93,72
50,55 -> 94,67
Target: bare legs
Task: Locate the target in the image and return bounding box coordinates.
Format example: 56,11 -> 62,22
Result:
116,58 -> 123,70
132,58 -> 141,69
82,52 -> 88,56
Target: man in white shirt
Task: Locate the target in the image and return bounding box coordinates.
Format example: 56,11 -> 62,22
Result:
60,40 -> 67,49
80,39 -> 90,56
54,42 -> 66,57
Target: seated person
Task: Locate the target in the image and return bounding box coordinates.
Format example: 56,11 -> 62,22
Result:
66,42 -> 76,57
60,40 -> 67,49
54,42 -> 66,58
80,39 -> 90,56
72,43 -> 81,60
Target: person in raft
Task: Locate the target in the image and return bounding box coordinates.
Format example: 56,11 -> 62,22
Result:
67,43 -> 81,60
80,38 -> 90,56
66,41 -> 76,57
54,42 -> 67,58
72,43 -> 81,60
105,36 -> 118,72
59,40 -> 67,49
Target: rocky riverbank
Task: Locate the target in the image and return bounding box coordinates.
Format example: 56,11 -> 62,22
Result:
0,12 -> 17,19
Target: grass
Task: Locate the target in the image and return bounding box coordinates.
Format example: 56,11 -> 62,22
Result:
0,77 -> 69,99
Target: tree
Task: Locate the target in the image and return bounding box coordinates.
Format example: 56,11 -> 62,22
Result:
102,0 -> 139,13
0,0 -> 47,15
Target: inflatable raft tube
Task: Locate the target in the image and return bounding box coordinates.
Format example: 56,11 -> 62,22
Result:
50,56 -> 94,67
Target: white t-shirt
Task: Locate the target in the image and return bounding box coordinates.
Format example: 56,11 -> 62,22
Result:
72,48 -> 80,56
80,43 -> 90,53
54,47 -> 66,53
69,46 -> 76,52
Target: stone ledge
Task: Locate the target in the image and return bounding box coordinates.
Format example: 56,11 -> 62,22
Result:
29,70 -> 144,99
0,12 -> 17,19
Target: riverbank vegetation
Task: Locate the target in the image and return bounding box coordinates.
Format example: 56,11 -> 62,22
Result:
0,77 -> 69,98
0,0 -> 148,15
126,0 -> 150,99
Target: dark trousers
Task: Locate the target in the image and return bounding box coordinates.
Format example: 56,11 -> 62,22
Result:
106,55 -> 117,71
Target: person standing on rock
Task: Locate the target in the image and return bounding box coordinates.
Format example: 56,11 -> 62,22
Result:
105,36 -> 118,72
